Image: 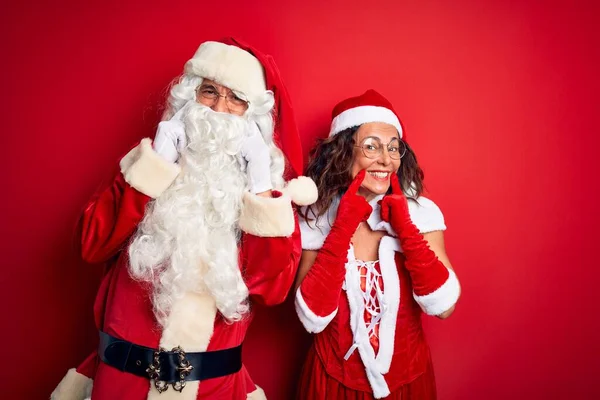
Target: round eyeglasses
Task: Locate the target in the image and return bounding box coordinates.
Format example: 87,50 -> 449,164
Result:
195,84 -> 250,114
354,136 -> 407,160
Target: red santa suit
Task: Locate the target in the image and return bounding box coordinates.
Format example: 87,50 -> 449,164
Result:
295,194 -> 460,399
51,38 -> 317,400
52,138 -> 316,400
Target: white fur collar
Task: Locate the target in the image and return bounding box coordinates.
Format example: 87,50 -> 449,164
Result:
366,194 -> 396,236
299,194 -> 446,251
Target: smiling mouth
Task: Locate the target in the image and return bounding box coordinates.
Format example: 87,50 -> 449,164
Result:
368,171 -> 391,180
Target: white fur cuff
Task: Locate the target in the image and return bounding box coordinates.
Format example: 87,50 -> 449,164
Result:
50,368 -> 93,400
294,288 -> 337,333
239,192 -> 295,237
119,138 -> 181,198
414,268 -> 461,316
247,385 -> 267,400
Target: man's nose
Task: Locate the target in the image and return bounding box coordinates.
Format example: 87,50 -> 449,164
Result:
212,95 -> 229,113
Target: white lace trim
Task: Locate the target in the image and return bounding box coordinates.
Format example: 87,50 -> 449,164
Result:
344,259 -> 384,360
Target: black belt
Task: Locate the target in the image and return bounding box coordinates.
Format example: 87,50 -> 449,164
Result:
99,331 -> 242,393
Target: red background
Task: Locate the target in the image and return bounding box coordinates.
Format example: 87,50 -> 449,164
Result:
1,1 -> 599,399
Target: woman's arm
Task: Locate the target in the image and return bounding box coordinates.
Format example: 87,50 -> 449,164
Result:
294,171 -> 372,333
382,177 -> 461,318
422,230 -> 456,319
294,249 -> 318,292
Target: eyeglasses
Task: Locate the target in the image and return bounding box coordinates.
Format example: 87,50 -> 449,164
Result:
195,84 -> 250,114
354,136 -> 407,160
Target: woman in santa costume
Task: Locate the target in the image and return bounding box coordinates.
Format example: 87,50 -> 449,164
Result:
51,38 -> 316,400
295,89 -> 461,399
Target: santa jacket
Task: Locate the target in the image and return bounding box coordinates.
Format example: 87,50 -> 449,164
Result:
52,139 -> 313,400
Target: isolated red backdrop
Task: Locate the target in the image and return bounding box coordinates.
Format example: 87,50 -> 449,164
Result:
1,1 -> 598,399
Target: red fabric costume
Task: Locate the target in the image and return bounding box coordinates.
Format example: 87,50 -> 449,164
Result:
51,38 -> 318,400
296,192 -> 460,399
51,137 -> 316,400
295,90 -> 461,399
79,172 -> 302,400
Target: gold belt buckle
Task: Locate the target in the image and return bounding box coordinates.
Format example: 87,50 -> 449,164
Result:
146,347 -> 169,393
146,346 -> 194,393
172,346 -> 194,392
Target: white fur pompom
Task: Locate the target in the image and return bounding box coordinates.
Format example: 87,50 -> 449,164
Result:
285,176 -> 318,206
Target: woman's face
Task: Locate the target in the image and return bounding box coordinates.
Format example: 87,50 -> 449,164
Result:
350,122 -> 402,201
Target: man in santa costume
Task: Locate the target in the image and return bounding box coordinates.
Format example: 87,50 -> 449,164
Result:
51,38 -> 317,400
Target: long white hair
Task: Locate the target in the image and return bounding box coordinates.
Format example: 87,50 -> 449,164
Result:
128,74 -> 285,327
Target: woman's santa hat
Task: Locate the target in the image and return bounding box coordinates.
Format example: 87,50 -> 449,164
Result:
184,38 -> 303,180
329,89 -> 404,140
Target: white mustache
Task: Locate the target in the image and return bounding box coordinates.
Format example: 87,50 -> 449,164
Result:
183,103 -> 248,156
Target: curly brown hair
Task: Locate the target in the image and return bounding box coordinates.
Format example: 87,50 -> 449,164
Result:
302,126 -> 425,221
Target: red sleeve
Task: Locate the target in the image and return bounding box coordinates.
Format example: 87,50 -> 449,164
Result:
79,173 -> 151,264
76,350 -> 99,379
240,216 -> 301,306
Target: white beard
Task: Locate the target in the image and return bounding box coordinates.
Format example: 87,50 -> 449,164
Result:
128,103 -> 252,327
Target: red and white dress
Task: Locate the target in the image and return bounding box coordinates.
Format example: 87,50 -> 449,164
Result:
52,139 -> 313,400
295,195 -> 460,399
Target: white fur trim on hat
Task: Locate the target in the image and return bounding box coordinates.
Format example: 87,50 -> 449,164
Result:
239,192 -> 295,237
330,106 -> 403,137
185,41 -> 266,102
119,138 -> 181,199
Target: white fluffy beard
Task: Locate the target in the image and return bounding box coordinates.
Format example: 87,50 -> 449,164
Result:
128,103 -> 252,327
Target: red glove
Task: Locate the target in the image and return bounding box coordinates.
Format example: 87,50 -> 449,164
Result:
380,176 -> 459,314
298,170 -> 372,319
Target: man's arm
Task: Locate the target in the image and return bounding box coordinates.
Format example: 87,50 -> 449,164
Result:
238,190 -> 302,306
80,139 -> 180,264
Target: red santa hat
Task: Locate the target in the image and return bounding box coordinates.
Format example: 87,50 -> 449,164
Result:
184,38 -> 303,180
329,89 -> 404,139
